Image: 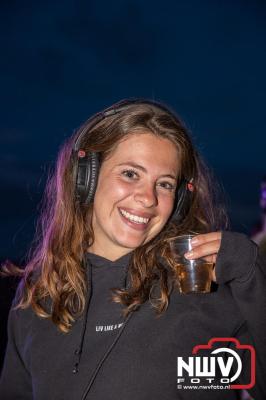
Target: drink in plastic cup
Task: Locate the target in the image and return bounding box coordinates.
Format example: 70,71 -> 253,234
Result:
170,235 -> 213,294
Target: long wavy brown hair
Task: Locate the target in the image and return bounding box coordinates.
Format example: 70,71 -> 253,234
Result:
3,100 -> 228,332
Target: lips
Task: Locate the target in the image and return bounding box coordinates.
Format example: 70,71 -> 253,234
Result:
118,207 -> 154,230
118,207 -> 154,219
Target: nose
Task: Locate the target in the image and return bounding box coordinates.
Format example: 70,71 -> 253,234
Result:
134,183 -> 158,208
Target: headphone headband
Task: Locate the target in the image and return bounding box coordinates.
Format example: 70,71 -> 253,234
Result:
73,99 -> 178,153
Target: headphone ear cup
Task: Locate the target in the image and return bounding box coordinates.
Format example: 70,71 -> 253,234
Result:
75,152 -> 99,204
172,180 -> 193,223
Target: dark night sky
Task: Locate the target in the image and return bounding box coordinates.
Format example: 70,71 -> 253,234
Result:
1,0 -> 266,261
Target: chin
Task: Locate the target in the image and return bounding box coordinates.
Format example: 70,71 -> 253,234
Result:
115,236 -> 148,251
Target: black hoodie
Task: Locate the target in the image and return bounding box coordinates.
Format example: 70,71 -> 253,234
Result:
0,232 -> 266,399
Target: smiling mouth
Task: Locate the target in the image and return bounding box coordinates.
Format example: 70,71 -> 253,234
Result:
119,208 -> 150,224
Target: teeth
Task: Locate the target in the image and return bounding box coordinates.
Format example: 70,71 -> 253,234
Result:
120,209 -> 150,224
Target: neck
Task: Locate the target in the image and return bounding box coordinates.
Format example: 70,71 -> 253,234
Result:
88,242 -> 133,262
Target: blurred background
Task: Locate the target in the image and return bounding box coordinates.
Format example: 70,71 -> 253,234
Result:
0,0 -> 266,368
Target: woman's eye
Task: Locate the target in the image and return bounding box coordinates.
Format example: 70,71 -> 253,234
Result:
158,181 -> 175,191
121,169 -> 139,179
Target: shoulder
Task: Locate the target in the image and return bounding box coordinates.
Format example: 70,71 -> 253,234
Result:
7,281 -> 44,344
8,303 -> 35,341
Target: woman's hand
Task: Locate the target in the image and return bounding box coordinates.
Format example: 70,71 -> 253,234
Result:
184,232 -> 222,281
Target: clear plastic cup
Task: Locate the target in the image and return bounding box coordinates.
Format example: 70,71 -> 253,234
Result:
170,235 -> 213,294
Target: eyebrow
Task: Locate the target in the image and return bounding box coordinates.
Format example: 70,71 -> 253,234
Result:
117,162 -> 177,180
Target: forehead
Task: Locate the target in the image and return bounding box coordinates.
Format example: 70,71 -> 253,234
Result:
105,132 -> 180,172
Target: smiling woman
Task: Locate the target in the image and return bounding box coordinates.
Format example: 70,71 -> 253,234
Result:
0,99 -> 265,400
90,133 -> 179,259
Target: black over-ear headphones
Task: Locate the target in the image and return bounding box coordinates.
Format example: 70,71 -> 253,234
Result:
72,99 -> 194,223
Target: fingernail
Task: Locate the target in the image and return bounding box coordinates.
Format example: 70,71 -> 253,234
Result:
191,237 -> 199,245
185,251 -> 194,259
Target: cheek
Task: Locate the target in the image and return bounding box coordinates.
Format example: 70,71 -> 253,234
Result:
112,183 -> 132,199
158,195 -> 175,219
95,177 -> 132,203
